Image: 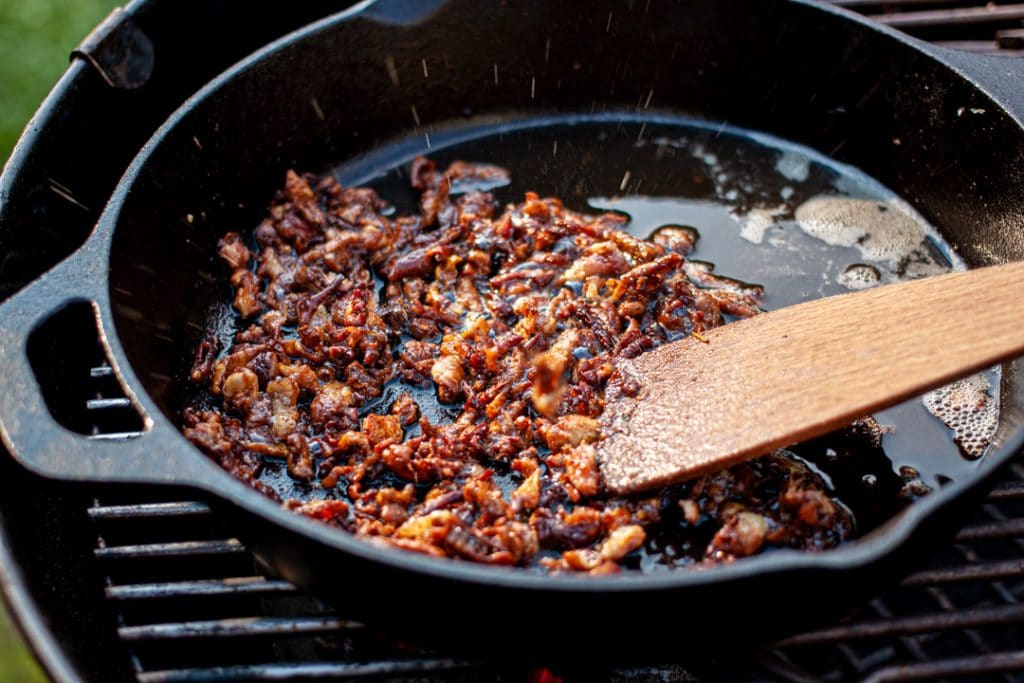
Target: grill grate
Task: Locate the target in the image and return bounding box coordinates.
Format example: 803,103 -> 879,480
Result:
830,0 -> 1024,54
87,465 -> 1024,682
81,4 -> 1024,681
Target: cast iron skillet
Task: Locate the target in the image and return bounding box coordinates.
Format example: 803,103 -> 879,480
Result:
2,0 -> 1024,659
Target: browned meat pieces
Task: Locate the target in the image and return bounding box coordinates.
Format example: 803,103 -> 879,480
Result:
709,512 -> 769,559
190,331 -> 221,382
184,156 -> 853,575
431,355 -> 465,404
531,329 -> 580,419
220,234 -> 262,318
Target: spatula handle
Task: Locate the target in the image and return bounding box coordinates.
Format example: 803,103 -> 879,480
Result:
599,261 -> 1024,494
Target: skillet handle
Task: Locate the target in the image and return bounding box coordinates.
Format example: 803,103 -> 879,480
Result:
0,249 -> 215,488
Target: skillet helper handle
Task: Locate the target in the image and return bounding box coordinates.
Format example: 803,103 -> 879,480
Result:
0,251 -> 206,487
924,44 -> 1024,125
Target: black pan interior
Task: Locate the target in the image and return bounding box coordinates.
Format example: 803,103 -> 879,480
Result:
108,0 -> 1024,538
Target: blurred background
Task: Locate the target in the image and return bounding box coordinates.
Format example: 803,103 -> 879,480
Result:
1,2 -> 116,680
1,0 -> 114,159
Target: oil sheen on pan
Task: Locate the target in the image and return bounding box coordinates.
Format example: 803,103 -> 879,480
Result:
182,115 -> 999,575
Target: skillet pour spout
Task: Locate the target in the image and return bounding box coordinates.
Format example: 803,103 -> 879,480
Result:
2,0 -> 1024,657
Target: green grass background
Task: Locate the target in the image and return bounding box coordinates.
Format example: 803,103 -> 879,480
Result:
1,2 -> 117,680
1,0 -> 116,162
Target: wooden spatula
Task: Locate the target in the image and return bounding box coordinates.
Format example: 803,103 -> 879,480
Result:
598,261 -> 1024,495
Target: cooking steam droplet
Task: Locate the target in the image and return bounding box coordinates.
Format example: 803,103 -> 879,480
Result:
923,373 -> 999,460
837,263 -> 881,290
384,55 -> 400,87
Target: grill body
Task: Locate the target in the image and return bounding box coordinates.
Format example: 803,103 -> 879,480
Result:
2,1 -> 1024,681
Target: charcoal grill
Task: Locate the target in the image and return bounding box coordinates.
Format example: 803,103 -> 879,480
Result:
2,1 -> 1024,681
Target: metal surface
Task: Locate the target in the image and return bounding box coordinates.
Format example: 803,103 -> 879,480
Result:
0,3 -> 363,681
833,0 -> 1024,55
69,7 -> 1024,672
1,0 -> 1024,681
872,5 -> 1024,30
71,8 -> 155,90
3,4 -> 1024,657
86,458 -> 1024,681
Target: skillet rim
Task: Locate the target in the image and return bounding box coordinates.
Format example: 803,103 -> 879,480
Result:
88,0 -> 1024,592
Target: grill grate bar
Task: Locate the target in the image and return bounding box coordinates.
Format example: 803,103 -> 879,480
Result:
90,365 -> 115,378
86,397 -> 133,410
78,5 -> 1024,682
924,586 -> 1000,667
134,659 -> 480,683
941,531 -> 1023,605
987,480 -> 1024,500
863,598 -> 932,666
866,4 -> 1024,28
999,27 -> 1024,46
901,559 -> 1024,586
89,502 -> 212,519
978,503 -> 1024,555
106,577 -> 297,600
776,603 -> 1024,646
87,431 -> 147,441
860,650 -> 1024,683
118,616 -> 363,641
954,518 -> 1024,542
95,539 -> 245,559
